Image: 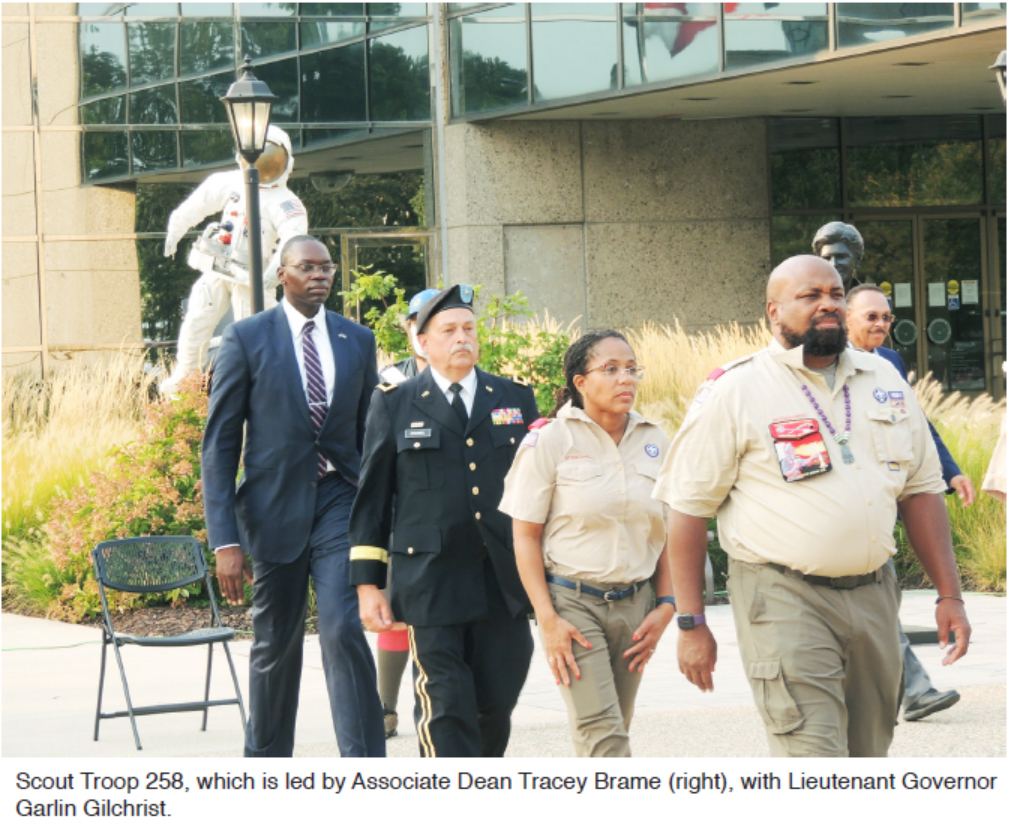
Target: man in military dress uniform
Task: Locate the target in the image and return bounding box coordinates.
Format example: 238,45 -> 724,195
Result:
349,285 -> 540,757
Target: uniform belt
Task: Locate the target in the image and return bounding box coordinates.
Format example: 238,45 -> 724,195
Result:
545,574 -> 648,602
766,563 -> 883,590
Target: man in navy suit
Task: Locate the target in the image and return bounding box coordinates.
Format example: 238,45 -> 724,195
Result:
846,283 -> 972,723
202,234 -> 386,757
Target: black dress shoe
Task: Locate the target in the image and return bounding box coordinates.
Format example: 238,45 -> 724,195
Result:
903,688 -> 960,722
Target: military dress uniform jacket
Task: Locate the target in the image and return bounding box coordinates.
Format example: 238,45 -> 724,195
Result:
349,367 -> 540,627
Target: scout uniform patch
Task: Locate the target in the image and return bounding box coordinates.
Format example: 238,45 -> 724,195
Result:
769,418 -> 832,483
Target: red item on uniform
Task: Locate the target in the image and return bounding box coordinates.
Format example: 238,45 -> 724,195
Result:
377,629 -> 409,652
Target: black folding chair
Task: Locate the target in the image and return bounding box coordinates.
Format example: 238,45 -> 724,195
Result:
92,536 -> 246,750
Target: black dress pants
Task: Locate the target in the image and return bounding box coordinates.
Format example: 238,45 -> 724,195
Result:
407,561 -> 533,757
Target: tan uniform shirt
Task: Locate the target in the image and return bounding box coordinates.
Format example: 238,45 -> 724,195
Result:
499,401 -> 670,585
652,340 -> 945,578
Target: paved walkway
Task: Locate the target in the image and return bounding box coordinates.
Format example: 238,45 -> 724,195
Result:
1,592 -> 1005,758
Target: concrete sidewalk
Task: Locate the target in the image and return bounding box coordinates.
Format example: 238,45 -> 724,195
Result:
2,592 -> 1005,758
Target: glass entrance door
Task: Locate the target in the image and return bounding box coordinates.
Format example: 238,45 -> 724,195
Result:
852,215 -> 988,392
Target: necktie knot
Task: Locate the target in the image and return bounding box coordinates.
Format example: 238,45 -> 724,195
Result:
302,320 -> 315,336
450,382 -> 463,395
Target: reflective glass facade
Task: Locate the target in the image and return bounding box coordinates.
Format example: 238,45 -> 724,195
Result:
449,3 -> 1001,118
78,3 -> 432,182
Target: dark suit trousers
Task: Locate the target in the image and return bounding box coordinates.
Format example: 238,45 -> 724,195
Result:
407,560 -> 533,757
245,474 -> 385,757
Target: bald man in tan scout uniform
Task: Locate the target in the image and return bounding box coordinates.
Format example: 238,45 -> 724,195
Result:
653,255 -> 971,757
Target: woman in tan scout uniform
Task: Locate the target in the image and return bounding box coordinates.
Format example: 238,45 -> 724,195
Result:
499,330 -> 675,757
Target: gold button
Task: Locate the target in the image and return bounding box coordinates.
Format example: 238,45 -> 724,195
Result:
414,442 -> 421,448
472,486 -> 479,495
475,512 -> 481,520
466,438 -> 474,447
469,463 -> 476,471
408,547 -> 415,555
510,437 -> 515,444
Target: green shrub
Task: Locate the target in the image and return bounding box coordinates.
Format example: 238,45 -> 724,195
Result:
33,373 -> 209,621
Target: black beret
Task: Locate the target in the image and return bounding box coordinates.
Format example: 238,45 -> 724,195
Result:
415,284 -> 475,334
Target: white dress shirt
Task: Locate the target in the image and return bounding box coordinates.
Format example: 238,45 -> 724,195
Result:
429,366 -> 477,417
282,297 -> 335,472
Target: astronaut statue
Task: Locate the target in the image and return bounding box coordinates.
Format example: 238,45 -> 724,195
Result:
159,125 -> 308,394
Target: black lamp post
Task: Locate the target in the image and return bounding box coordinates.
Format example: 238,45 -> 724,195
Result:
221,57 -> 277,314
990,50 -> 1006,104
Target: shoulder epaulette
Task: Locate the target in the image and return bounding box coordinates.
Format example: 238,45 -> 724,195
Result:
512,376 -> 530,386
709,353 -> 756,380
528,417 -> 551,431
377,382 -> 398,393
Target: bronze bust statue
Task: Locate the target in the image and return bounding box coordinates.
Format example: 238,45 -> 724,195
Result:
812,222 -> 865,293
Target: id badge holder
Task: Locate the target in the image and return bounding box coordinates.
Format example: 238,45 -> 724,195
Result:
769,418 -> 833,483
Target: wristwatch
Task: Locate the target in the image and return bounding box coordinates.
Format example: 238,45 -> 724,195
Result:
677,613 -> 706,631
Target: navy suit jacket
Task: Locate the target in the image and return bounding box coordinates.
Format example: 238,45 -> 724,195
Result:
874,345 -> 961,489
202,303 -> 379,563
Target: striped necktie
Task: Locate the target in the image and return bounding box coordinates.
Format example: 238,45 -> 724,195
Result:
301,320 -> 329,478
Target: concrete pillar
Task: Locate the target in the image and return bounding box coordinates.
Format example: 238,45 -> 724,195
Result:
440,117 -> 771,333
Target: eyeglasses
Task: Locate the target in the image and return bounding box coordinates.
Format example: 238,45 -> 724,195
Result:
583,365 -> 646,381
863,312 -> 895,324
285,262 -> 336,276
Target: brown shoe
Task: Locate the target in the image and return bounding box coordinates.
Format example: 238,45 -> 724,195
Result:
384,708 -> 398,739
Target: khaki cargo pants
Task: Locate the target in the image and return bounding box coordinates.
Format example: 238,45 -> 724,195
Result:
545,581 -> 654,757
729,559 -> 902,757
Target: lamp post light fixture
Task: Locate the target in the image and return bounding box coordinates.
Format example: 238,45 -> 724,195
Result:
990,50 -> 1006,104
221,56 -> 277,314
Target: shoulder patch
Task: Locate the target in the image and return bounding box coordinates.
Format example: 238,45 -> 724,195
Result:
521,431 -> 540,448
528,417 -> 550,431
512,375 -> 530,386
377,382 -> 398,393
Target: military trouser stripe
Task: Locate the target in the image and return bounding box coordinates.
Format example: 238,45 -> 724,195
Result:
408,626 -> 436,758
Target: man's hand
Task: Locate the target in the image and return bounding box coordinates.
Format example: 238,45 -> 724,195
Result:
678,625 -> 718,692
936,599 -> 972,665
215,545 -> 253,605
949,474 -> 975,508
358,585 -> 393,633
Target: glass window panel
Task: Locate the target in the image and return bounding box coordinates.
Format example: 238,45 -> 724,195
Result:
845,117 -> 984,207
724,16 -> 827,69
81,95 -> 126,124
80,22 -> 127,98
127,22 -> 176,86
132,130 -> 179,173
181,129 -> 236,167
370,25 -> 430,121
622,3 -> 720,88
129,83 -> 178,123
724,3 -> 828,16
300,19 -> 366,48
238,3 -> 298,16
837,4 -> 955,49
368,3 -> 429,32
769,118 -> 841,209
771,214 -> 840,266
179,70 -> 233,123
181,3 -> 234,15
180,3 -> 233,15
531,3 -> 617,102
302,127 -> 368,146
302,43 -> 367,122
180,21 -> 235,76
254,57 -> 299,121
125,3 -> 180,14
961,3 -> 1007,23
987,114 -> 1005,205
450,5 -> 528,116
242,21 -> 297,58
78,4 -> 125,15
301,3 -> 365,15
82,131 -> 129,180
